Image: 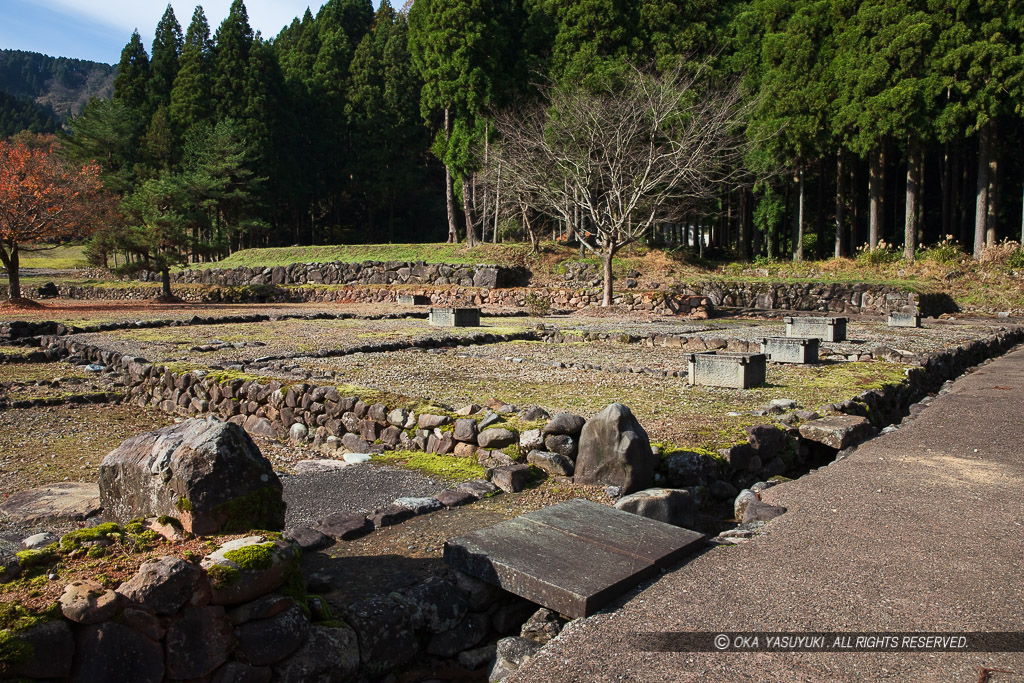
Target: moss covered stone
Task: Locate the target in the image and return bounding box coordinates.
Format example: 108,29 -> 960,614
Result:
222,542 -> 276,572
206,564 -> 240,590
59,523 -> 121,552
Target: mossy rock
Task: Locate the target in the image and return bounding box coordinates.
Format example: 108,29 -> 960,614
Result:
200,536 -> 298,606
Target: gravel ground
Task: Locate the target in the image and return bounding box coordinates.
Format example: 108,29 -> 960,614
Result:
72,316 -> 534,365
281,462 -> 452,527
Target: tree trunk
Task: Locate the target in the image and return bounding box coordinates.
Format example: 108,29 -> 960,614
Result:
974,121 -> 993,258
444,108 -> 458,244
601,243 -> 616,307
482,129 -> 490,243
493,162 -> 501,243
793,169 -> 805,262
986,138 -> 998,248
462,174 -> 478,246
2,245 -> 21,300
738,191 -> 748,259
835,151 -> 845,258
904,136 -> 921,261
869,146 -> 884,248
941,142 -> 952,240
161,268 -> 173,299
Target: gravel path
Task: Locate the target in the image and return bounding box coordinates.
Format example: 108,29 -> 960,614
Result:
280,462 -> 451,527
513,345 -> 1024,682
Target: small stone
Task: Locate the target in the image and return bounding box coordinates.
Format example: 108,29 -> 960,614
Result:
289,423 -> 308,442
733,489 -> 759,521
458,642 -> 497,670
418,414 -> 450,429
315,512 -> 373,540
520,406 -> 550,422
342,452 -> 372,464
459,479 -> 499,498
478,428 -> 518,449
478,412 -> 500,429
456,404 -> 482,416
437,489 -> 477,507
283,526 -> 331,553
116,555 -> 204,616
519,428 -> 544,453
20,531 -> 59,550
543,413 -> 586,436
520,607 -> 564,644
495,635 -> 542,670
200,536 -> 298,606
526,450 -> 574,476
490,464 -> 533,493
60,579 -> 119,624
393,497 -> 443,515
742,499 -> 787,524
368,505 -> 415,528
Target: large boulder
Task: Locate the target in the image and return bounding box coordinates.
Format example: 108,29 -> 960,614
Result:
574,403 -> 656,494
99,418 -> 285,535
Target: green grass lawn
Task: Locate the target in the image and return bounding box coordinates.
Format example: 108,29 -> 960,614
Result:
16,244 -> 89,270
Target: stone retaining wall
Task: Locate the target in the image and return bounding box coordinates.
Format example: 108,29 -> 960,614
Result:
140,260 -> 511,289
2,278 -> 949,316
0,532 -> 541,681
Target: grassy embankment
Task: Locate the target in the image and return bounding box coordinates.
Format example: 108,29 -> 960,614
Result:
8,241 -> 1024,313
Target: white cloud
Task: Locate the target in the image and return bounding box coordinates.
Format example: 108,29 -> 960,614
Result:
28,1 -> 328,45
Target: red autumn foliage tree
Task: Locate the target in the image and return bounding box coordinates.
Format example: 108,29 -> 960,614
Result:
0,135 -> 104,301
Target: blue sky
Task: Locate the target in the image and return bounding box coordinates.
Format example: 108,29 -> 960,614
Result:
1,1 -> 381,65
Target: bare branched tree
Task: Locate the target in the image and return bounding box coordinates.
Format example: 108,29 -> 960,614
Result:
485,66 -> 752,306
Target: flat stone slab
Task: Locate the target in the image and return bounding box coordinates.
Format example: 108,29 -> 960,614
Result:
294,459 -> 351,474
0,482 -> 101,525
444,499 -> 704,618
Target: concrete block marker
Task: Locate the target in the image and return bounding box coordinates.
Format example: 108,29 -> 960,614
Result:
888,312 -> 922,328
760,337 -> 819,364
444,499 -> 703,618
785,316 -> 848,342
686,352 -> 767,389
397,295 -> 431,306
429,307 -> 481,328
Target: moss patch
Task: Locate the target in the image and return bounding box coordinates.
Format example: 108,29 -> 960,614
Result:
206,564 -> 240,589
372,451 -> 487,482
59,523 -> 122,552
222,541 -> 276,571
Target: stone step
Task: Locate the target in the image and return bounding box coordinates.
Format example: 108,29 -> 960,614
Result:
444,499 -> 704,618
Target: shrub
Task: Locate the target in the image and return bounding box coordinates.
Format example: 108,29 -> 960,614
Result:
979,240 -> 1024,269
917,236 -> 967,265
855,240 -> 900,266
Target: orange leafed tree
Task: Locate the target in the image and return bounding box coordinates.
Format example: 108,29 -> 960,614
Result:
0,135 -> 104,302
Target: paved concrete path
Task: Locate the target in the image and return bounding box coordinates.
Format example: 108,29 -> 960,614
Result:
515,347 -> 1024,682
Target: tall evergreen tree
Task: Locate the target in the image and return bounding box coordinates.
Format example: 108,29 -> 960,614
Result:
113,31 -> 151,115
149,5 -> 183,112
170,7 -> 215,138
213,0 -> 255,121
409,0 -> 522,244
